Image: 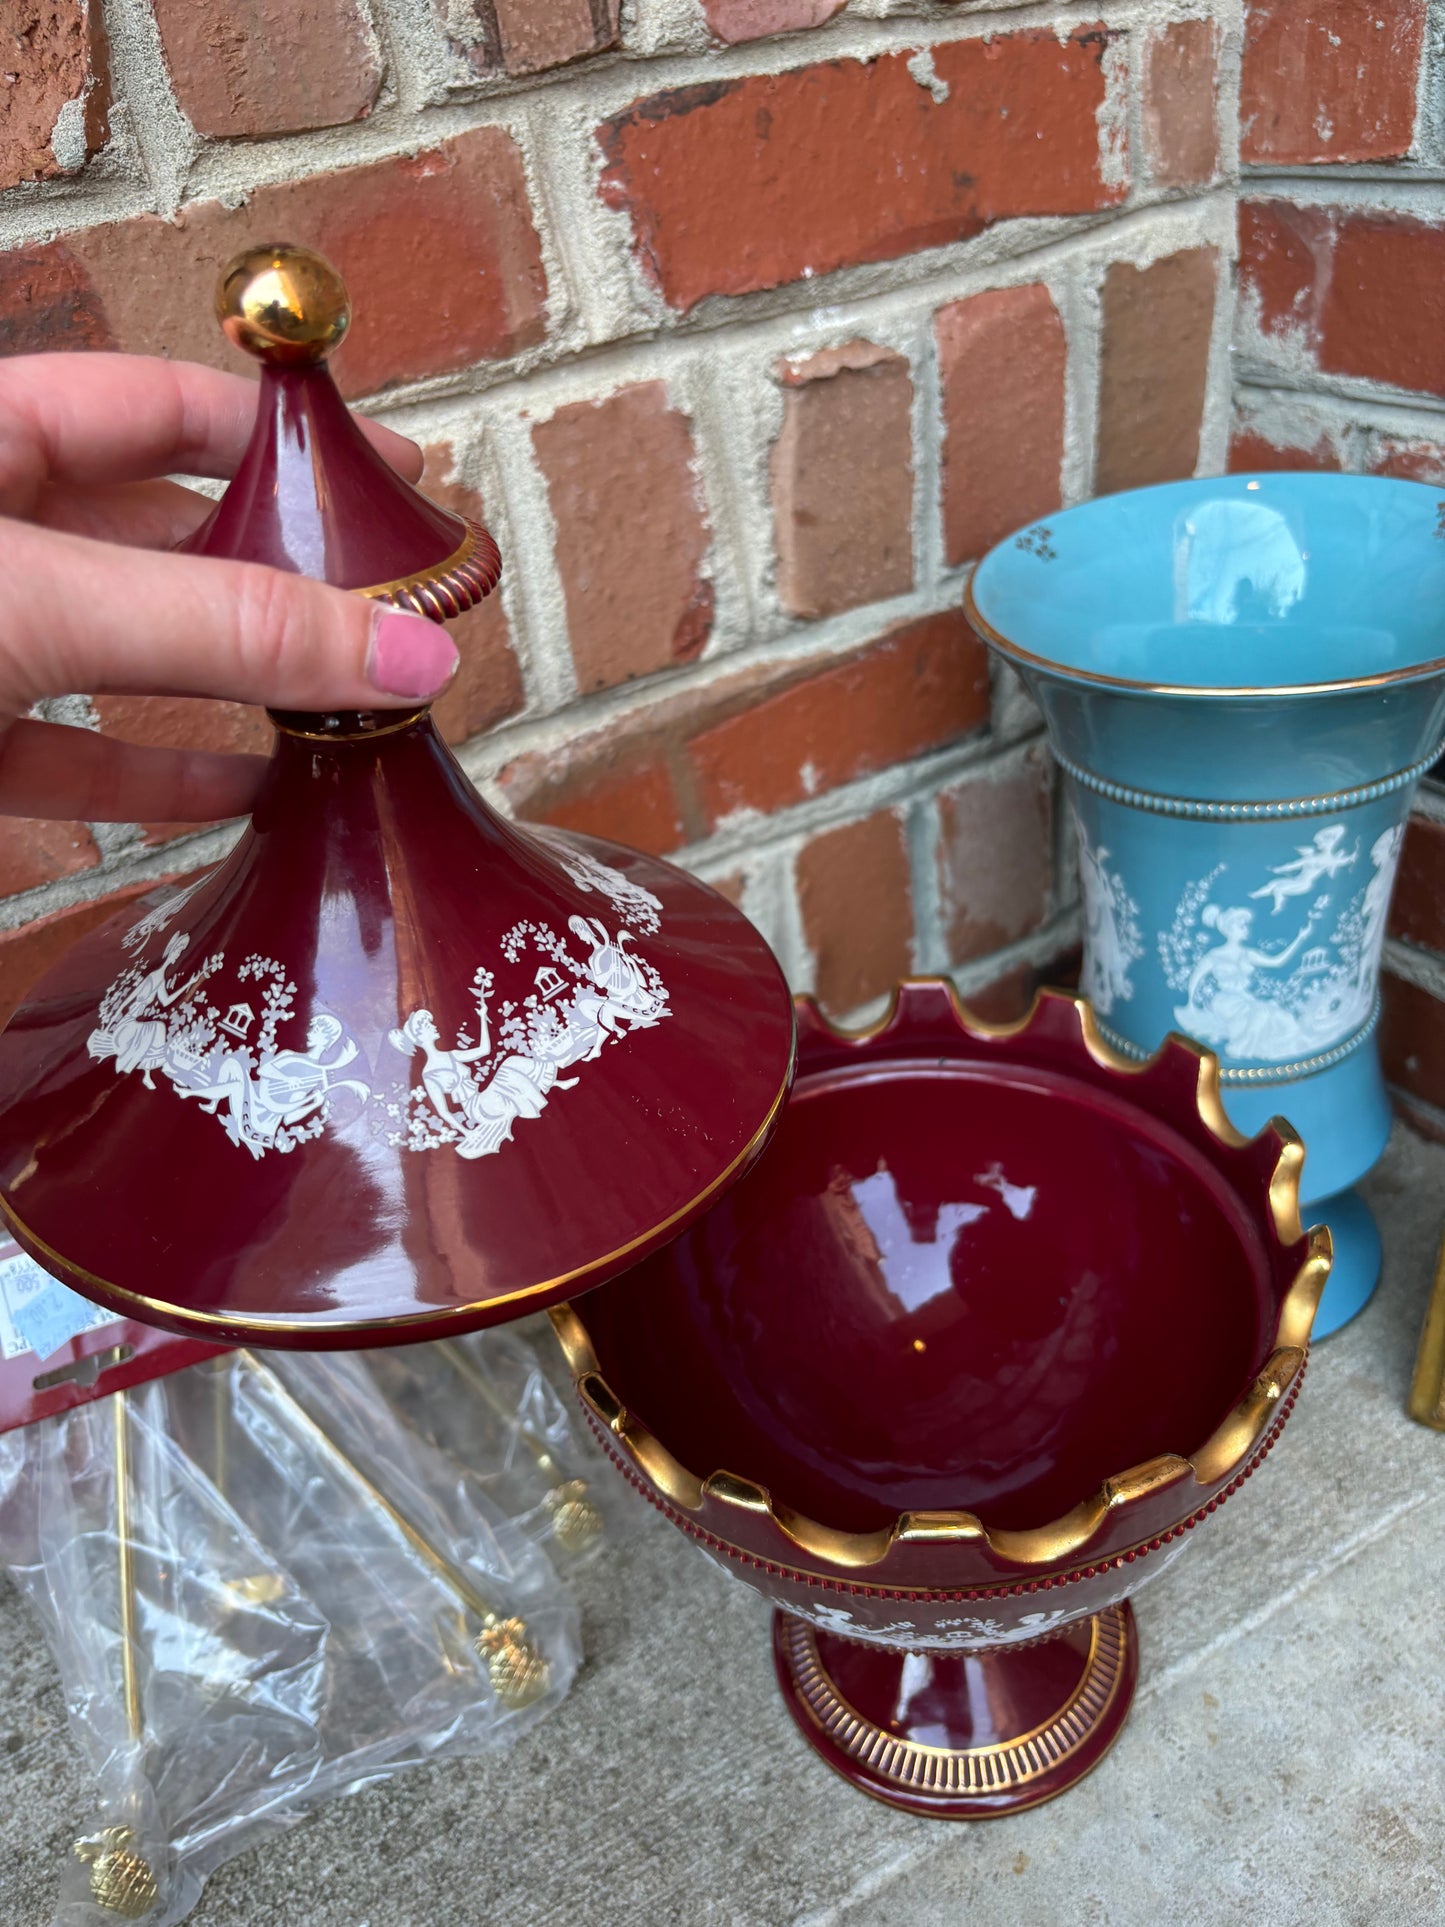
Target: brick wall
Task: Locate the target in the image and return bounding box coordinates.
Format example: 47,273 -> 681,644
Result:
0,2 -> 1238,1028
1232,0 -> 1445,1133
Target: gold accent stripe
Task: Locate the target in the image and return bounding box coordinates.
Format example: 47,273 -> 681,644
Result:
266,707 -> 429,743
782,1605 -> 1129,1796
356,520 -> 490,604
0,1040 -> 794,1339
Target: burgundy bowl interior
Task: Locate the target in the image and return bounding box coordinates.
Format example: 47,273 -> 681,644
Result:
576,1057 -> 1279,1535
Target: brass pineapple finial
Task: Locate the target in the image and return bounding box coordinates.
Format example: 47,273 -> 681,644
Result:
475,1613 -> 551,1709
72,1827 -> 160,1919
546,1477 -> 604,1554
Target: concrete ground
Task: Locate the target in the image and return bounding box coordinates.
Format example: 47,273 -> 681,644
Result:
0,1125 -> 1443,1925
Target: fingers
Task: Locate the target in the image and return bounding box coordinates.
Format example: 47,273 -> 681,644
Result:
0,719 -> 268,822
0,517 -> 460,716
30,477 -> 217,549
0,355 -> 423,515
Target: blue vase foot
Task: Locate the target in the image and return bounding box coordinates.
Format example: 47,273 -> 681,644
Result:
1302,1188 -> 1381,1338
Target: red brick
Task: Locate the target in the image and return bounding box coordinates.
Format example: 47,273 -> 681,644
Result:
702,0 -> 845,42
534,383 -> 713,696
0,0 -> 110,189
0,243 -> 114,356
419,444 -> 524,746
1143,19 -> 1220,188
92,696 -> 273,759
1370,438 -> 1445,483
1095,249 -> 1217,495
495,0 -> 619,72
797,809 -> 913,1015
0,816 -> 99,896
771,340 -> 913,619
687,611 -> 989,829
443,0 -> 620,76
1227,427 -> 1340,472
1242,203 -> 1445,399
0,878 -> 172,1031
92,696 -> 273,846
18,129 -> 547,396
148,0 -> 379,138
500,737 -> 686,856
936,283 -> 1066,567
597,28 -> 1124,313
1380,970 -> 1445,1112
1241,0 -> 1425,165
1388,815 -> 1445,953
964,941 -> 1081,1024
1237,197 -> 1333,342
935,744 -> 1053,963
1320,214 -> 1445,398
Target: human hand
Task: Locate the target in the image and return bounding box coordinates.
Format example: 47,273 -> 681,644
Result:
0,353 -> 461,824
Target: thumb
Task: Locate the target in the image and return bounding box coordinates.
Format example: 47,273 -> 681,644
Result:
0,515 -> 460,715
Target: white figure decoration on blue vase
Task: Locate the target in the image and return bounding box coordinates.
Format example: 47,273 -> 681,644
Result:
1077,823 -> 1143,1017
1161,821 -> 1403,1066
1248,824 -> 1357,913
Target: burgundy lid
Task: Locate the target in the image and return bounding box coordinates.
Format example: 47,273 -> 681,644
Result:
179,243 -> 500,617
0,246 -> 796,1347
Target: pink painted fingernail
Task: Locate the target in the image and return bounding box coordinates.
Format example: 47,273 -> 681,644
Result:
367,607 -> 459,700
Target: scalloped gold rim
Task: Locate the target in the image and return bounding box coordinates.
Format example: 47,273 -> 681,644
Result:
550,982 -> 1331,1573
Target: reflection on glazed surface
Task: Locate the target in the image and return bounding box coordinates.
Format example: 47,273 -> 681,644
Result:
580,1060 -> 1274,1536
970,473 -> 1445,690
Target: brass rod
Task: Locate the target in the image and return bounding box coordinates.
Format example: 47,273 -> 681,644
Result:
1408,1231 -> 1445,1430
235,1352 -> 550,1708
434,1340 -> 602,1553
111,1391 -> 144,1745
434,1340 -> 562,1478
236,1351 -> 506,1623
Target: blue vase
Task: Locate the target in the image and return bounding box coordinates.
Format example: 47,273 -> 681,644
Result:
967,474 -> 1445,1336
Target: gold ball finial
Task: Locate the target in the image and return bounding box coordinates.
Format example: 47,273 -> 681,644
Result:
216,243 -> 350,365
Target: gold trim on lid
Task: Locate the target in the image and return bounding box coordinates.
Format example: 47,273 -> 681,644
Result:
358,518 -> 503,617
0,1046 -> 794,1339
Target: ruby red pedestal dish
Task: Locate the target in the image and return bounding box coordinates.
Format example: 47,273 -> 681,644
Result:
552,982 -> 1328,1819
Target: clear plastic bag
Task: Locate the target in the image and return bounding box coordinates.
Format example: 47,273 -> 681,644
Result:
366,1321 -> 621,1569
0,1381 -> 329,1925
0,1343 -> 583,1925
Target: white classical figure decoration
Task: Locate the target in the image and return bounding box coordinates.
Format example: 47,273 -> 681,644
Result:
89,935 -> 369,1158
90,841 -> 671,1161
1077,821 -> 1144,1018
1161,821 -> 1403,1065
386,911 -> 670,1160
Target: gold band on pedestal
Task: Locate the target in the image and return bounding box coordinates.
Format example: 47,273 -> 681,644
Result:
778,1605 -> 1131,1802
